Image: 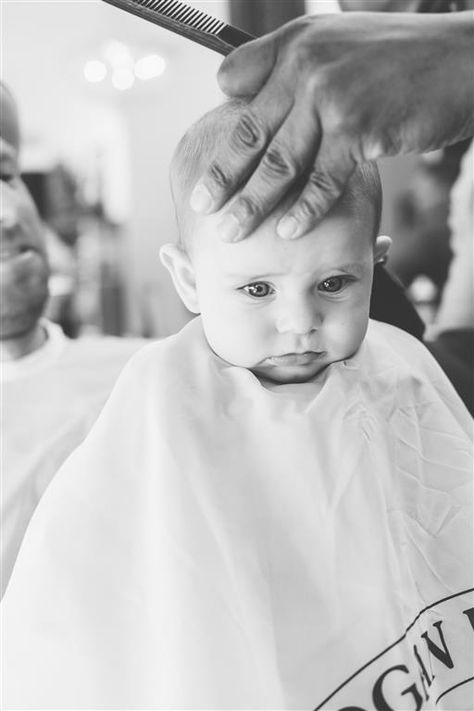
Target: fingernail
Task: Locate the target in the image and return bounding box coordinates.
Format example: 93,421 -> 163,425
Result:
190,184 -> 213,214
220,213 -> 242,242
277,215 -> 298,240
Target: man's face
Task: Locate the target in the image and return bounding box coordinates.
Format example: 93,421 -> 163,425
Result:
0,88 -> 49,340
189,200 -> 376,384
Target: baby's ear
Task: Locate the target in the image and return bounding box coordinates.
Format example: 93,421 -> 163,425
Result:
374,235 -> 392,264
160,243 -> 200,314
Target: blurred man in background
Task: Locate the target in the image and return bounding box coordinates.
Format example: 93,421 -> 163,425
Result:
0,82 -> 145,597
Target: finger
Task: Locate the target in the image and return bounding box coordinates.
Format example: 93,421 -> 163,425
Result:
189,74 -> 293,217
217,33 -> 277,97
216,94 -> 322,242
276,138 -> 357,240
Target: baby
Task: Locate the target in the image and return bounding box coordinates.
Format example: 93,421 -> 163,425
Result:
161,100 -> 391,387
2,101 -> 472,711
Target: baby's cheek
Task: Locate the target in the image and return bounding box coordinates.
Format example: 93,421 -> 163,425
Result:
200,310 -> 256,367
348,309 -> 370,350
230,317 -> 271,366
327,306 -> 369,355
225,319 -> 268,366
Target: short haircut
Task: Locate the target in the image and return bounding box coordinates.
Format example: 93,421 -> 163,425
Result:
170,98 -> 382,245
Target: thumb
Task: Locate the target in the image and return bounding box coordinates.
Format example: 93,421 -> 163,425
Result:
218,33 -> 277,97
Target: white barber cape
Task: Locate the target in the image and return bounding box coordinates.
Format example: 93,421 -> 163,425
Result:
2,317 -> 472,711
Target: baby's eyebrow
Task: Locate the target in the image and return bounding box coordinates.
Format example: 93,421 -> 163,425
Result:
223,269 -> 286,280
333,262 -> 366,274
224,262 -> 367,282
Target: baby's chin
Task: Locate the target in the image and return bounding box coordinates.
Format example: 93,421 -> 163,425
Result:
250,361 -> 329,385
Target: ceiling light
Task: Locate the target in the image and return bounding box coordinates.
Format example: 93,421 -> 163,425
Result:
103,40 -> 133,69
112,67 -> 135,91
134,54 -> 166,81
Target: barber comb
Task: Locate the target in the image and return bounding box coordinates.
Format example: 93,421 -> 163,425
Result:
101,0 -> 254,55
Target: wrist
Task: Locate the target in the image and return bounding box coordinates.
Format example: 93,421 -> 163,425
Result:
441,11 -> 474,144
417,11 -> 474,148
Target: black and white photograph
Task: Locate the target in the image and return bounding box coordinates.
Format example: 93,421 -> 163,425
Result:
1,0 -> 473,708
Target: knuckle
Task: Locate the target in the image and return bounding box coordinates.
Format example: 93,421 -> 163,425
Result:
216,58 -> 231,90
208,162 -> 232,190
318,88 -> 351,134
281,17 -> 318,62
293,40 -> 319,77
261,146 -> 299,180
296,195 -> 319,221
231,110 -> 268,152
374,125 -> 403,157
281,18 -> 341,81
307,169 -> 336,194
234,194 -> 262,222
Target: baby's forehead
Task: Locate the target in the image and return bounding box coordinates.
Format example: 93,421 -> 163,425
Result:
190,196 -> 374,275
185,177 -> 374,248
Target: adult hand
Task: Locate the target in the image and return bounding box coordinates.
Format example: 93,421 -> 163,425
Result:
190,11 -> 473,241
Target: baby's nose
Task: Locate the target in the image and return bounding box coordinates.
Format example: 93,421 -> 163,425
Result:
275,297 -> 321,336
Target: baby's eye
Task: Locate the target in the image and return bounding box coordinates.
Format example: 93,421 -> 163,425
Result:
242,282 -> 273,298
318,276 -> 348,293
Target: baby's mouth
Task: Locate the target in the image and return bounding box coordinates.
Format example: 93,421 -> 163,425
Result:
265,352 -> 325,367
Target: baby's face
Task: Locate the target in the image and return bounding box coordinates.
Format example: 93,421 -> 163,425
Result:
165,197 -> 384,384
190,196 -> 382,384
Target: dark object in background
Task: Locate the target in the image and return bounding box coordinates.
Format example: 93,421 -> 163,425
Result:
371,266 -> 474,415
230,0 -> 305,36
426,330 -> 474,415
370,264 -> 425,341
22,167 -> 80,247
389,139 -> 471,294
22,168 -> 81,338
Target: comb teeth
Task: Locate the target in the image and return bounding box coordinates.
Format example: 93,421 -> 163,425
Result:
137,0 -> 225,35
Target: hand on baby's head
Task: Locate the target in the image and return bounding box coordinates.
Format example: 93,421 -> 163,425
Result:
162,100 -> 390,385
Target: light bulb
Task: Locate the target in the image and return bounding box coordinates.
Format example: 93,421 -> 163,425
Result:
112,68 -> 135,91
134,54 -> 166,80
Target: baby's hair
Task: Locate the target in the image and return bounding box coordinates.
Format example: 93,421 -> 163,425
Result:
170,98 -> 382,246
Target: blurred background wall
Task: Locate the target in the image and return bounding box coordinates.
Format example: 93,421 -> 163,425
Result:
3,0 -> 460,338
